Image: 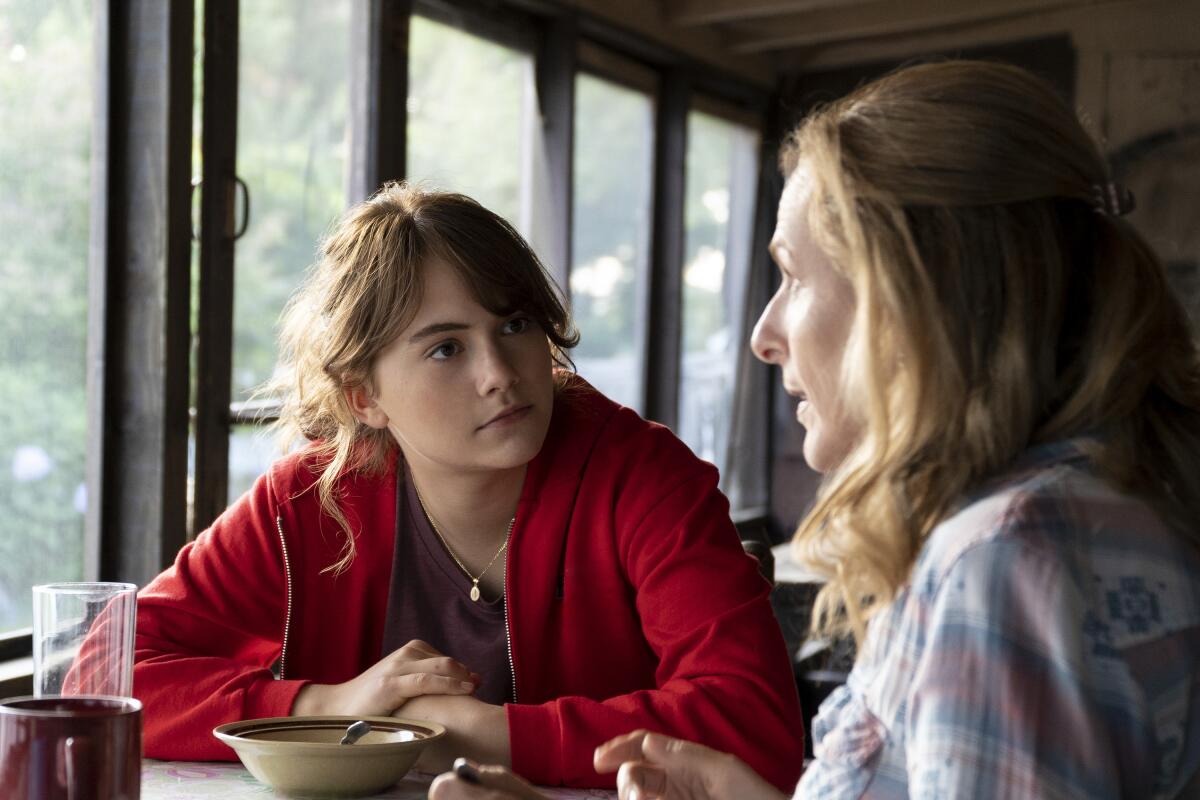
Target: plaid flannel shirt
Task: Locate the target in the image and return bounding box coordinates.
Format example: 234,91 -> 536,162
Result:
796,440 -> 1200,799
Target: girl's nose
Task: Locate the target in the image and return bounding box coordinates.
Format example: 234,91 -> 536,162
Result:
478,344 -> 520,395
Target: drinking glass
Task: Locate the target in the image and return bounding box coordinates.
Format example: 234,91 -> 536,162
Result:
32,582 -> 137,698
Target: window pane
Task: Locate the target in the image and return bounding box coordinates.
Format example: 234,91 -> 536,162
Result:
227,425 -> 280,504
678,111 -> 759,475
407,14 -> 532,230
232,0 -> 352,402
0,0 -> 94,633
570,74 -> 654,411
227,423 -> 308,504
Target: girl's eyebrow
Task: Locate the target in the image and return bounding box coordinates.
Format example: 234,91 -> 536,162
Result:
407,321 -> 470,344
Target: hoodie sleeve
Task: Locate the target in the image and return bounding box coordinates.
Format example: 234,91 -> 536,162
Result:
132,467 -> 309,760
507,451 -> 805,791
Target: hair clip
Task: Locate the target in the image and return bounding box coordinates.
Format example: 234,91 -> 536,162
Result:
1091,182 -> 1136,217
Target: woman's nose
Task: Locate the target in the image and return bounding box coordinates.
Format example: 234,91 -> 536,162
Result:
750,299 -> 784,365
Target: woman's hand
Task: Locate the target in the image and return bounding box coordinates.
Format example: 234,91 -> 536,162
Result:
428,759 -> 548,800
293,639 -> 478,717
593,730 -> 788,800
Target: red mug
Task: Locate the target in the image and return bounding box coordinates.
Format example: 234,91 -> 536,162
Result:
0,695 -> 141,800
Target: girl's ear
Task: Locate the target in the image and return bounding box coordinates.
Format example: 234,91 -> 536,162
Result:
345,385 -> 390,429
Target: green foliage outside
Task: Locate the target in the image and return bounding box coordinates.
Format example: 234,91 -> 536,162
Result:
679,111 -> 759,469
228,11 -> 535,500
0,0 -> 91,632
0,3 -> 764,615
683,111 -> 738,356
406,15 -> 525,226
222,0 -> 352,500
229,13 -> 532,402
571,75 -> 652,362
231,0 -> 352,402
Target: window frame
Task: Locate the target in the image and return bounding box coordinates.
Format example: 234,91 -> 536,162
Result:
577,39 -> 660,97
0,0 -> 195,670
2,0 -> 773,673
92,0 -> 194,582
184,0 -> 775,543
0,631 -> 32,663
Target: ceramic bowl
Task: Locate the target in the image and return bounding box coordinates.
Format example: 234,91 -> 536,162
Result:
213,715 -> 445,798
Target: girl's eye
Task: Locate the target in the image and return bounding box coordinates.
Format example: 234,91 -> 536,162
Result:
428,341 -> 461,361
504,316 -> 531,335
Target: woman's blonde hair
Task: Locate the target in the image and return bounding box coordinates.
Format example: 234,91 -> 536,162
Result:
269,183 -> 578,573
784,60 -> 1200,644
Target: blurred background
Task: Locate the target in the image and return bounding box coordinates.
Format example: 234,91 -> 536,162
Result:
1,0 -> 1196,678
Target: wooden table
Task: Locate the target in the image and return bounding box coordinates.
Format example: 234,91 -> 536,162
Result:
142,761 -> 617,799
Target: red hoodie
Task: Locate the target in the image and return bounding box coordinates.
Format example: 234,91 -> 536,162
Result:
133,380 -> 804,789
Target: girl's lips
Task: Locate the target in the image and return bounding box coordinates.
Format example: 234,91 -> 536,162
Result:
479,404 -> 533,430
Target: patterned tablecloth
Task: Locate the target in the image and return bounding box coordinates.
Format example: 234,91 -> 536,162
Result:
142,761 -> 617,799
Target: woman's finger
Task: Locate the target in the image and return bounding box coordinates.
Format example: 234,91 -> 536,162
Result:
616,761 -> 668,800
472,763 -> 548,800
428,772 -> 513,800
427,762 -> 549,800
641,732 -> 722,770
428,772 -> 469,799
594,729 -> 651,772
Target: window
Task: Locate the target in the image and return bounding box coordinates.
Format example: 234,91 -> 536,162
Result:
225,0 -> 353,501
2,2 -> 770,622
228,425 -> 281,504
569,73 -> 655,411
0,0 -> 94,635
406,14 -> 534,232
678,109 -> 760,475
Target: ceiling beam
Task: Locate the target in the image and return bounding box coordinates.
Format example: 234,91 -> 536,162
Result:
665,0 -> 869,26
773,0 -> 1174,71
726,0 -> 1104,53
569,0 -> 773,85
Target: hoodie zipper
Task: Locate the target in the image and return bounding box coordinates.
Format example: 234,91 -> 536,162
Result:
503,528 -> 517,703
275,515 -> 295,680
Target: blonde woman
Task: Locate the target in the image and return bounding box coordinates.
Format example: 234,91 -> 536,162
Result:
131,186 -> 804,789
431,60 -> 1200,799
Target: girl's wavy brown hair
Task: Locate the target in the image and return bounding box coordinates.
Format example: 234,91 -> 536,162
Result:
268,183 -> 578,573
783,60 -> 1200,644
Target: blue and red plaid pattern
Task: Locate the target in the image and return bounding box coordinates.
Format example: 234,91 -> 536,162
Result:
796,440 -> 1200,799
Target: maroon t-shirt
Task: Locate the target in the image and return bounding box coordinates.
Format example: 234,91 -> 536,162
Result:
380,461 -> 512,705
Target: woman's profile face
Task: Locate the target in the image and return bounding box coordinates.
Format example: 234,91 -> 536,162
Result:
348,258 -> 555,476
751,170 -> 860,473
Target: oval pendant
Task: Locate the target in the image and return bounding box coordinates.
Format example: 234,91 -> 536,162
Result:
470,584 -> 481,602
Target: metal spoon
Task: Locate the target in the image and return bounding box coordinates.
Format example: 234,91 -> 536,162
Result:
339,720 -> 371,745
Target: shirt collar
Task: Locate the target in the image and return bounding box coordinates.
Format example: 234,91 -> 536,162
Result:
1006,436 -> 1097,474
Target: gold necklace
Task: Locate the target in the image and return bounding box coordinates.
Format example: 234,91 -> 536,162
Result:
412,480 -> 514,602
